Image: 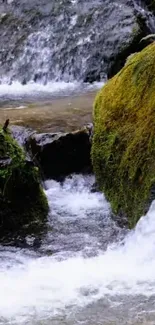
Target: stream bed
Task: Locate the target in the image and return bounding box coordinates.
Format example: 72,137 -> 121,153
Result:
0,82 -> 100,132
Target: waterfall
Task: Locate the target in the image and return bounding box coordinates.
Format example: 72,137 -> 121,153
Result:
0,0 -> 154,89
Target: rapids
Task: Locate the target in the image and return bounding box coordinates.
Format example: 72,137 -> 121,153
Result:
0,175 -> 155,325
0,1 -> 155,324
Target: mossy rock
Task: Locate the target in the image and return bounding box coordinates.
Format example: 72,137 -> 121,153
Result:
92,42 -> 155,228
0,127 -> 48,237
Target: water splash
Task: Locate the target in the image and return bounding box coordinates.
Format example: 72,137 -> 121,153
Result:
0,0 -> 148,85
0,80 -> 102,102
0,175 -> 155,324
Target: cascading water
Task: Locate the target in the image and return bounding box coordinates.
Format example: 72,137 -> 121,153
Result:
0,174 -> 155,325
1,2 -> 155,323
0,0 -> 154,100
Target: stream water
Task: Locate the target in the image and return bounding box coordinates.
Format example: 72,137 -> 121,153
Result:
0,174 -> 155,325
0,0 -> 155,324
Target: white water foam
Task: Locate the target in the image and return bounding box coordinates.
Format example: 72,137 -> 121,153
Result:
0,81 -> 103,101
0,81 -> 80,99
45,175 -> 110,219
0,175 -> 155,323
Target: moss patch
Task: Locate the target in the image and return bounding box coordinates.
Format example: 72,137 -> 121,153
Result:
0,127 -> 48,237
92,42 -> 155,227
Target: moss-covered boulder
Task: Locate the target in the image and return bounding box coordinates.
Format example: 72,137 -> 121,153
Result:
92,42 -> 155,228
0,127 -> 48,238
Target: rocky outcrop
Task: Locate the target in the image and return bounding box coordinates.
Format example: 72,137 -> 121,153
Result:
26,125 -> 93,180
0,0 -> 154,83
0,127 -> 48,238
92,43 -> 155,227
107,12 -> 152,79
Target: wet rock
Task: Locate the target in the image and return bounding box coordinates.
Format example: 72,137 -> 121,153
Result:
10,125 -> 36,163
0,0 -> 154,83
0,127 -> 49,238
26,125 -> 93,179
107,11 -> 151,78
10,125 -> 35,148
33,237 -> 42,249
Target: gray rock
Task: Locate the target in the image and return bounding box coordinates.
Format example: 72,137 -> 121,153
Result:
0,0 -> 154,83
26,125 -> 93,179
10,125 -> 35,147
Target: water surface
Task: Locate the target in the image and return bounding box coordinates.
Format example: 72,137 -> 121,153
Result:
0,175 -> 155,325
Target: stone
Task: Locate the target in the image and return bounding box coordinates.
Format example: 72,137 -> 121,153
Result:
26,125 -> 93,180
10,125 -> 35,148
0,127 -> 49,238
92,43 -> 155,227
0,0 -> 153,83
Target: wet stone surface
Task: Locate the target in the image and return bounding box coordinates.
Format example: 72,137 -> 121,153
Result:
0,0 -> 154,83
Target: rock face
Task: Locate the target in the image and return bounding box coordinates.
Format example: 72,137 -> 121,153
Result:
0,0 -> 154,83
26,126 -> 92,180
92,43 -> 155,227
0,127 -> 48,237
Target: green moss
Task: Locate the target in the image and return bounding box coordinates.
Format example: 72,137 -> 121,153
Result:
0,127 -> 48,236
92,42 -> 155,227
0,129 -> 25,187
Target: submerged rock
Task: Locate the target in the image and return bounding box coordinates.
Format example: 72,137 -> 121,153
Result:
0,127 -> 48,238
26,125 -> 92,180
92,43 -> 155,227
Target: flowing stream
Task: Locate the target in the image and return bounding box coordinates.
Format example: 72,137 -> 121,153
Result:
1,1 -> 155,324
0,174 -> 155,325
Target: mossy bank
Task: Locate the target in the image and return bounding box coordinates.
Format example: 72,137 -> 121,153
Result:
0,127 -> 48,238
92,42 -> 155,227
